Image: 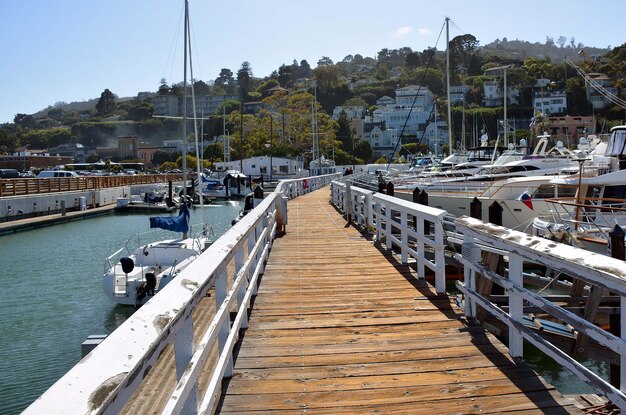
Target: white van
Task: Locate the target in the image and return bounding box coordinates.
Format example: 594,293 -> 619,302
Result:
37,170 -> 79,178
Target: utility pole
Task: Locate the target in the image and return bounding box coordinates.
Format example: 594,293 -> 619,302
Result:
240,100 -> 244,173
445,17 -> 453,153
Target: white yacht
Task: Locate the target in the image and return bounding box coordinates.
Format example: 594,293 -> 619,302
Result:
102,204 -> 212,306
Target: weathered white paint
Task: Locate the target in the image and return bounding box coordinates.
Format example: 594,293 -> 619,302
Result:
23,173 -> 339,415
331,180 -> 447,293
455,215 -> 626,411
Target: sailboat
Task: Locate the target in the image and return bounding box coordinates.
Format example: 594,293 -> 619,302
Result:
102,0 -> 212,306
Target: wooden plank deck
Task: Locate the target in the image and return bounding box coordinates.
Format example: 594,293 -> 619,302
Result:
216,188 -> 582,414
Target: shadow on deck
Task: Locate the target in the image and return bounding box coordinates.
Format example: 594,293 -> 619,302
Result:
214,188 -> 582,414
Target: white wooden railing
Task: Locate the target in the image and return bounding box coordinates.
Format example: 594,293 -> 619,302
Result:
330,179 -> 448,293
455,216 -> 626,411
23,173 -> 339,415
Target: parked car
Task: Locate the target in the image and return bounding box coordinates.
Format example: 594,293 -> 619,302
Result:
0,169 -> 20,178
37,170 -> 79,178
19,171 -> 36,178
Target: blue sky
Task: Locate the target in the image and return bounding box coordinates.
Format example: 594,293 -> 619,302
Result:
0,0 -> 624,124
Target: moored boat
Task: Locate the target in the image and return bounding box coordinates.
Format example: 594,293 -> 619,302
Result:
102,203 -> 212,306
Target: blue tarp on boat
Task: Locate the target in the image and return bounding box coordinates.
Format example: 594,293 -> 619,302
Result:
149,203 -> 190,233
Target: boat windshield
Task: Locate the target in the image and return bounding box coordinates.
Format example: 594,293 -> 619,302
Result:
606,128 -> 626,156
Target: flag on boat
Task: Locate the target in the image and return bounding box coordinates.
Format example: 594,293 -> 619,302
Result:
149,203 -> 190,233
518,192 -> 533,210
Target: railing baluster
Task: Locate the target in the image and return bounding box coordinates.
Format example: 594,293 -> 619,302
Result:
214,264 -> 233,377
235,245 -> 248,330
173,316 -> 198,415
508,253 -> 524,359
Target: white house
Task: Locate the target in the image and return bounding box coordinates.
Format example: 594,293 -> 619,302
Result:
331,106 -> 366,120
533,90 -> 567,115
362,122 -> 400,159
373,85 -> 435,137
449,85 -> 471,104
212,156 -> 304,178
483,79 -> 519,107
586,73 -> 618,110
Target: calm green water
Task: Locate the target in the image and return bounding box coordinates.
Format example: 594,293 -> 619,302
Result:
0,200 -> 242,415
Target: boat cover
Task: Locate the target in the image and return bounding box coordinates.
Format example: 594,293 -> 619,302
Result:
149,203 -> 189,233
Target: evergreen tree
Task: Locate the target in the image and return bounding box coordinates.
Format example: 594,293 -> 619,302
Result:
96,89 -> 116,116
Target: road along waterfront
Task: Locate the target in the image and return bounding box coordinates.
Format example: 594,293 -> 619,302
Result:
0,200 -> 242,415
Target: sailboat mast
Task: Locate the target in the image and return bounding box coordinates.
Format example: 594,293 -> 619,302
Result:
181,0 -> 189,199
445,17 -> 453,155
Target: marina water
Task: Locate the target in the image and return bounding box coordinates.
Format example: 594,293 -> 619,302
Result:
0,200 -> 242,414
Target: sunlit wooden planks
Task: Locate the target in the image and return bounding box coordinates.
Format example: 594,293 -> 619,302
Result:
217,188 -> 581,414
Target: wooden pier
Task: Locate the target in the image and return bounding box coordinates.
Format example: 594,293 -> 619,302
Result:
26,177 -> 607,414
215,189 -> 580,414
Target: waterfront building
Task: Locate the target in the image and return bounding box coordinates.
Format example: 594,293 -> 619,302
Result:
154,93 -> 240,117
585,73 -> 618,110
544,115 -> 596,142
212,156 -> 304,178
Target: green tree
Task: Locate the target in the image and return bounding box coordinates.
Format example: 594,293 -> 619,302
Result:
14,113 -> 35,129
215,68 -> 235,93
153,150 -> 177,165
159,161 -> 178,172
336,110 -> 353,152
127,102 -> 153,121
237,62 -> 253,100
313,65 -> 340,91
203,143 -> 223,162
0,129 -> 17,149
317,56 -> 334,66
353,139 -> 373,163
96,89 -> 116,116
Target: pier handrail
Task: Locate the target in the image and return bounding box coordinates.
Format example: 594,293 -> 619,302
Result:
330,178 -> 448,293
23,173 -> 339,415
455,216 -> 626,411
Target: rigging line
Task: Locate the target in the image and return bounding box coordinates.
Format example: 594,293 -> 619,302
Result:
565,58 -> 626,108
386,19 -> 446,170
188,16 -> 204,82
162,3 -> 185,85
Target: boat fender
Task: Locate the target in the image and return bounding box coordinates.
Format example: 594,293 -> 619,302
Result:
120,257 -> 134,274
145,272 -> 156,296
136,283 -> 147,301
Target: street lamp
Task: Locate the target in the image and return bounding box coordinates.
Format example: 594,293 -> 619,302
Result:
23,144 -> 29,172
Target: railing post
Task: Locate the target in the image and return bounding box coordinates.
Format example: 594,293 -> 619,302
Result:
489,201 -> 503,226
400,210 -> 408,263
609,224 -> 625,388
345,181 -> 352,224
508,253 -> 524,359
462,234 -> 479,320
374,202 -> 382,244
415,210 -> 425,279
433,219 -> 445,294
276,195 -> 288,234
470,197 -> 482,220
385,203 -> 392,251
365,192 -> 373,228
235,245 -> 248,329
173,315 -> 198,415
417,189 -> 429,235
214,265 -> 233,377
